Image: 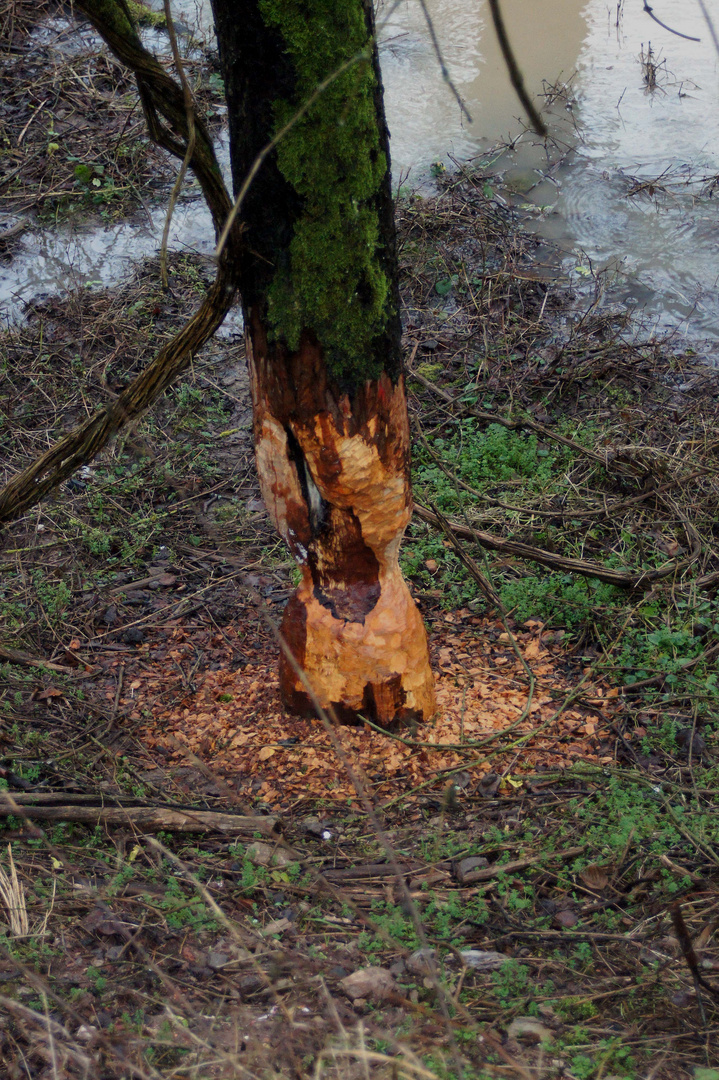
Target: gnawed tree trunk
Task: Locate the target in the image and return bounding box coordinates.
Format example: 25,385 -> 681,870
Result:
211,0 -> 435,725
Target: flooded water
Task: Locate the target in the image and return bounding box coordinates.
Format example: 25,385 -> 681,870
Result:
2,0 -> 719,349
381,0 -> 719,348
378,0 -> 588,168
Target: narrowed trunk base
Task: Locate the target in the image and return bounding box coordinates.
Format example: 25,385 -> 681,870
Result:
248,319 -> 435,728
279,564 -> 435,727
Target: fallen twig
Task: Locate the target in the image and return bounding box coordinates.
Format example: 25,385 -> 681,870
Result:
0,795 -> 280,836
454,844 -> 586,884
413,503 -> 699,588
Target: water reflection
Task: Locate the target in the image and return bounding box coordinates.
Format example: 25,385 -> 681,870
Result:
536,0 -> 719,343
379,0 -> 587,174
381,0 -> 719,344
2,0 -> 718,347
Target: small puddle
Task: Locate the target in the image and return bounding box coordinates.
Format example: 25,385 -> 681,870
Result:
2,0 -> 718,353
0,12 -> 232,327
380,0 -> 719,351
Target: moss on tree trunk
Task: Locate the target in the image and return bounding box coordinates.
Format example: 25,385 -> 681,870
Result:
212,0 -> 435,724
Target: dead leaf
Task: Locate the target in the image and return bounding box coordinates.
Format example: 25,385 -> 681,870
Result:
37,687 -> 62,700
261,917 -> 292,937
230,732 -> 252,748
554,909 -> 579,928
694,921 -> 717,951
524,638 -> 544,660
579,864 -> 610,891
258,746 -> 276,761
82,907 -> 133,936
157,573 -> 177,585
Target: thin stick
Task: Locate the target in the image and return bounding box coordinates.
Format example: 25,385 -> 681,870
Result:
642,1 -> 701,42
487,0 -> 547,136
160,0 -> 197,289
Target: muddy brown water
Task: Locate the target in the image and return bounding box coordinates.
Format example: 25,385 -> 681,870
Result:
2,0 -> 718,352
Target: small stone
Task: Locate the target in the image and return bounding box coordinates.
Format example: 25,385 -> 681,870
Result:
245,842 -> 299,868
207,952 -> 230,971
238,973 -> 264,995
340,967 -> 396,1003
406,948 -> 436,976
455,856 -> 490,884
459,949 -> 507,971
303,816 -> 327,837
507,1017 -> 553,1044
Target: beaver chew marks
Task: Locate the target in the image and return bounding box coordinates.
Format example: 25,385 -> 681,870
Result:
249,322 -> 435,727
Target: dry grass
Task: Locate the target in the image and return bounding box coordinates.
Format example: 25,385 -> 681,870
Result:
0,844 -> 28,936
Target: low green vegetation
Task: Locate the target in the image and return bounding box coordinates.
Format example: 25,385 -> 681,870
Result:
398,180 -> 719,759
1,149 -> 717,1076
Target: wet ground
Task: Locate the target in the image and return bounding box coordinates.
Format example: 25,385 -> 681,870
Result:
2,0 -> 719,356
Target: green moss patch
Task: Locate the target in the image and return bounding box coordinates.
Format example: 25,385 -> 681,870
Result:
260,0 -> 391,381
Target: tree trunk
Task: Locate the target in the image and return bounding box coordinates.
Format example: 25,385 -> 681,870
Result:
211,0 -> 435,725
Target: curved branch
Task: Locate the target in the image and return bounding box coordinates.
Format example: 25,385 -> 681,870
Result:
0,0 -> 241,527
413,503 -> 700,590
75,0 -> 235,235
487,0 -> 547,137
642,2 -> 701,42
0,271 -> 236,525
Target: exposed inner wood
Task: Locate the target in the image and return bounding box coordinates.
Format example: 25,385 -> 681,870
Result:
248,313 -> 435,726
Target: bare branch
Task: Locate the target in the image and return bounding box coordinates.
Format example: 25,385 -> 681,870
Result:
159,0 -> 197,290
642,1 -> 701,42
487,0 -> 547,137
696,0 -> 719,55
416,0 -> 472,124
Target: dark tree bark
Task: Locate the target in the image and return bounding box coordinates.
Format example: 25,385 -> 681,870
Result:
211,0 -> 435,725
